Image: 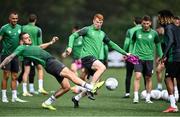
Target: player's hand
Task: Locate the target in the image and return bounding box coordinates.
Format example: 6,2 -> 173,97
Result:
66,47 -> 72,55
61,52 -> 67,58
159,57 -> 167,64
51,36 -> 59,44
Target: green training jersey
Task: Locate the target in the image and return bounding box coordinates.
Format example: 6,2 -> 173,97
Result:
0,23 -> 21,55
13,45 -> 52,67
72,36 -> 83,59
22,23 -> 42,45
68,25 -> 127,59
123,24 -> 142,53
99,44 -> 108,61
131,28 -> 162,60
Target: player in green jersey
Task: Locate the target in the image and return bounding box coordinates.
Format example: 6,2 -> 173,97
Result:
18,14 -> 48,96
0,32 -> 100,110
65,13 -> 129,102
131,15 -> 162,104
123,16 -> 142,98
0,11 -> 26,103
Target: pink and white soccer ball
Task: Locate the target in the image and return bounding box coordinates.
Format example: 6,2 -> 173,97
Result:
150,90 -> 161,100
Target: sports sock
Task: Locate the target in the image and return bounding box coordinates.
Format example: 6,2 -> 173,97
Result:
38,79 -> 43,89
12,90 -> 17,99
169,95 -> 177,108
2,90 -> 7,98
29,83 -> 35,92
22,83 -> 27,93
45,95 -> 56,105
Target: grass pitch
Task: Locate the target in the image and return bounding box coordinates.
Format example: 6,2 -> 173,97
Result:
0,59 -> 179,116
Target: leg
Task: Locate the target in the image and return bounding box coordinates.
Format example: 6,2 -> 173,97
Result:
1,70 -> 10,102
145,76 -> 153,103
42,78 -> 71,110
156,63 -> 164,90
133,72 -> 142,103
124,61 -> 134,98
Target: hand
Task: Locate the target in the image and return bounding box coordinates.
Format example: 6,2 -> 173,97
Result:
66,47 -> 72,55
61,52 -> 67,58
159,57 -> 167,64
51,36 -> 59,44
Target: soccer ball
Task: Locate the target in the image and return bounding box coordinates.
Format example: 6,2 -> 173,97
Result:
140,90 -> 147,99
105,77 -> 118,90
161,90 -> 169,101
151,90 -> 161,100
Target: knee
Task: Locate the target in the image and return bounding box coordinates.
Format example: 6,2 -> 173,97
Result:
64,85 -> 71,92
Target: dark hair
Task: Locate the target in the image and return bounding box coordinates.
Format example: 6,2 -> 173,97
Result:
142,15 -> 151,21
134,17 -> 142,24
19,32 -> 28,40
29,14 -> 37,22
158,10 -> 174,25
174,16 -> 180,20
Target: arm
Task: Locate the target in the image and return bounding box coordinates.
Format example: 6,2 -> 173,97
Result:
66,27 -> 88,56
0,36 -> 2,41
37,28 -> 43,45
123,30 -> 130,52
39,36 -> 59,49
0,53 -> 16,68
103,35 -> 127,55
162,27 -> 174,58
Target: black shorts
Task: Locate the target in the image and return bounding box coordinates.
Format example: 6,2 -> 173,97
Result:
45,58 -> 66,83
134,60 -> 153,77
23,58 -> 35,66
1,55 -> 19,73
81,56 -> 97,76
165,62 -> 180,78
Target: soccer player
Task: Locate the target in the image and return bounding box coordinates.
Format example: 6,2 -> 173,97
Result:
0,11 -> 26,103
131,15 -> 163,103
0,32 -> 98,110
18,13 -> 48,96
123,16 -> 142,98
62,25 -> 83,76
65,13 -> 130,104
158,10 -> 179,112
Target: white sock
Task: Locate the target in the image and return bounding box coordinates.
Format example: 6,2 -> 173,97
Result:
29,83 -> 35,92
174,86 -> 178,92
16,81 -> 19,87
22,83 -> 27,93
38,79 -> 43,89
146,93 -> 151,101
12,90 -> 17,99
157,83 -> 162,89
169,95 -> 177,108
82,82 -> 93,91
74,91 -> 87,101
125,93 -> 130,96
134,91 -> 139,99
2,90 -> 7,98
45,95 -> 56,105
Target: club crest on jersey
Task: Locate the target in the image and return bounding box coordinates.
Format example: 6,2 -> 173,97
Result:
138,34 -> 142,38
8,31 -> 11,34
148,34 -> 153,39
18,29 -> 21,34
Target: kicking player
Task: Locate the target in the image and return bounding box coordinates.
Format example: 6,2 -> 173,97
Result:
65,13 -> 130,104
0,32 -> 99,110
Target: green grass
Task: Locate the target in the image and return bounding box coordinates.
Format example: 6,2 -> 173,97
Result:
0,58 -> 179,116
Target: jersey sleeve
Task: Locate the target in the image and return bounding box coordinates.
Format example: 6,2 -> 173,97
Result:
162,26 -> 174,58
13,45 -> 25,56
103,34 -> 127,55
0,26 -> 5,36
123,30 -> 131,52
68,27 -> 88,48
37,28 -> 43,45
